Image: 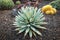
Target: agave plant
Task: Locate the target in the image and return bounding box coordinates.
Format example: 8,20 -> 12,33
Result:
14,6 -> 47,38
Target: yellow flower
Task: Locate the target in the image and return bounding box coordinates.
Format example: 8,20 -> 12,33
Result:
50,10 -> 55,14
41,5 -> 57,15
45,10 -> 51,14
51,8 -> 57,13
42,5 -> 52,13
45,10 -> 56,15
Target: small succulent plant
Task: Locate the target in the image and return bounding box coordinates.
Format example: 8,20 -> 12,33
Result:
16,1 -> 21,5
0,0 -> 15,9
14,6 -> 47,38
49,0 -> 60,10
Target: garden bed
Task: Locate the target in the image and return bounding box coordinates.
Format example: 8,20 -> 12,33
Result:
0,0 -> 60,40
0,10 -> 60,40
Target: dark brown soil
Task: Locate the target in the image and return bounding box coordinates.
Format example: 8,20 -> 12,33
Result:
0,10 -> 14,40
0,10 -> 60,40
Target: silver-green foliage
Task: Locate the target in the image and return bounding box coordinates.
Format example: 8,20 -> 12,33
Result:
14,6 -> 47,38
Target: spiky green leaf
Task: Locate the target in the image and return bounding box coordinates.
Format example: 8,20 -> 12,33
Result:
31,27 -> 42,36
31,24 -> 47,29
24,27 -> 30,36
18,28 -> 26,33
29,30 -> 32,38
32,32 -> 36,37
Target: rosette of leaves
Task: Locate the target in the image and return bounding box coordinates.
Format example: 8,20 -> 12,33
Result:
14,6 -> 47,38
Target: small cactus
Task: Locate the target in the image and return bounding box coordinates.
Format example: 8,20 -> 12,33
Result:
16,1 -> 21,5
0,0 -> 15,9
